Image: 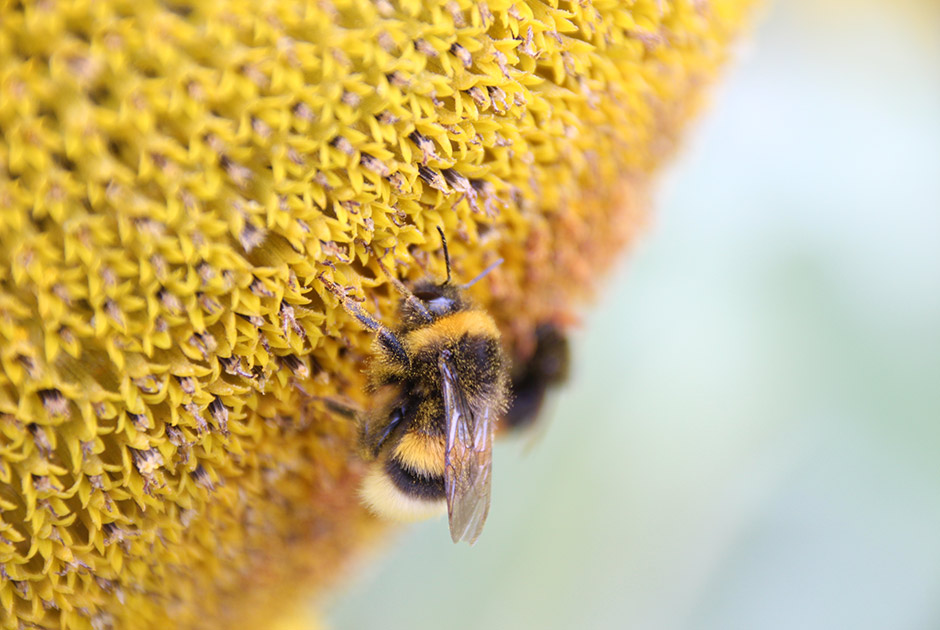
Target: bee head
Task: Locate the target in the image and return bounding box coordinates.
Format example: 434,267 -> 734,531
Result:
388,228 -> 503,330
405,281 -> 466,321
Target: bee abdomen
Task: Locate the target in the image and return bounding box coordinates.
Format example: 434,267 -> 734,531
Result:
384,456 -> 445,501
359,455 -> 447,522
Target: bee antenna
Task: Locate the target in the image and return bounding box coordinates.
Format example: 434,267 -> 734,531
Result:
461,258 -> 504,289
436,226 -> 452,286
370,248 -> 433,323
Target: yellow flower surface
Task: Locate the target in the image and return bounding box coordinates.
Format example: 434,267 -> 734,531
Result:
0,1 -> 753,628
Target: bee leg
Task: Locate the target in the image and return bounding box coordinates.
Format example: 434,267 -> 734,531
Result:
370,249 -> 433,323
316,396 -> 362,420
318,273 -> 411,368
372,406 -> 405,453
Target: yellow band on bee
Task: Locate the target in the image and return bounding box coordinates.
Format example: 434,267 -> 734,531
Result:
405,310 -> 501,354
394,432 -> 446,477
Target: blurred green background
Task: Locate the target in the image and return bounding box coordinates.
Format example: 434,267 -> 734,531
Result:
325,0 -> 940,628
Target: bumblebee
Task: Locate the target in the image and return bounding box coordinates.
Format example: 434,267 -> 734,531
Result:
504,323 -> 570,431
320,229 -> 509,544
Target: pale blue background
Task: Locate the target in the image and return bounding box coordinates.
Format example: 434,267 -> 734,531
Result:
326,1 -> 940,628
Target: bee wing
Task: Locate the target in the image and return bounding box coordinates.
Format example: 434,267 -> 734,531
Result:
439,352 -> 495,545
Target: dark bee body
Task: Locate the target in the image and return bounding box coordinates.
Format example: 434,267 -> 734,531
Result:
361,281 -> 507,517
504,324 -> 570,430
320,236 -> 509,543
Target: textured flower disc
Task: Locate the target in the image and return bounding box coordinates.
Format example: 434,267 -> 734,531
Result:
0,1 -> 752,628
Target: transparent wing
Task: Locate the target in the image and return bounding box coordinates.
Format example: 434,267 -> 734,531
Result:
439,352 -> 495,545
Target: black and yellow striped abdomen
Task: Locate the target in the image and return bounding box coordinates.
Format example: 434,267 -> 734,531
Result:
359,308 -> 508,521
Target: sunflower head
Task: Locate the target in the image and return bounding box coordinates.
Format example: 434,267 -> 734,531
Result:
0,1 -> 753,628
